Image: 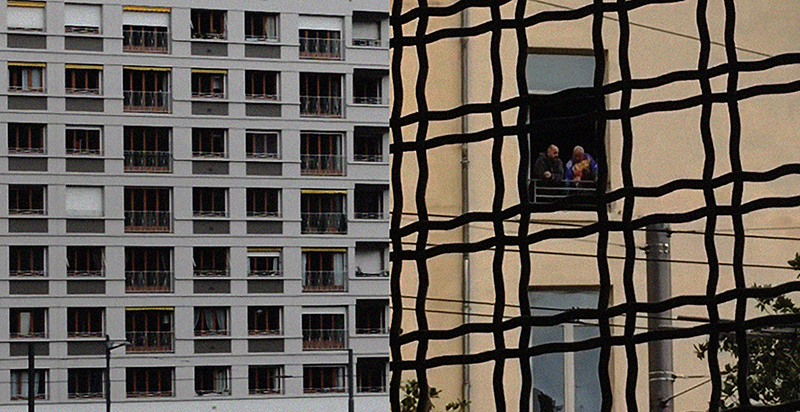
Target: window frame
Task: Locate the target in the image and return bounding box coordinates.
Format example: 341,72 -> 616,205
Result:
244,11 -> 278,41
9,184 -> 46,215
7,1 -> 45,32
247,306 -> 282,335
10,308 -> 47,338
245,70 -> 279,100
191,70 -> 226,98
67,368 -> 104,399
125,367 -> 173,398
193,307 -> 229,336
192,247 -> 229,277
123,126 -> 171,172
247,248 -> 281,277
191,9 -> 227,40
124,247 -> 173,293
66,246 -> 104,277
194,366 -> 230,396
245,130 -> 280,159
246,188 -> 280,217
249,365 -> 283,395
66,307 -> 104,338
192,128 -> 227,158
8,123 -> 46,154
192,187 -> 228,217
8,63 -> 45,93
10,369 -> 47,401
303,365 -> 346,393
64,3 -> 101,34
65,126 -> 102,155
9,245 -> 46,277
65,66 -> 102,95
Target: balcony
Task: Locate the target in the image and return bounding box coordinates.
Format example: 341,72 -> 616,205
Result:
124,151 -> 171,173
303,270 -> 346,292
124,90 -> 170,113
302,328 -> 346,350
123,27 -> 169,53
125,271 -> 172,293
126,331 -> 173,352
301,212 -> 347,234
124,210 -> 170,232
528,179 -> 597,210
299,37 -> 342,59
300,96 -> 342,117
301,154 -> 344,176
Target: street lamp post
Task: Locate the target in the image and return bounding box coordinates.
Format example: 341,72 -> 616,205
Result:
105,335 -> 130,412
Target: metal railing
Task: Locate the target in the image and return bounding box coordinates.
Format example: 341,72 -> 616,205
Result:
300,96 -> 342,117
126,390 -> 173,398
66,269 -> 103,278
353,96 -> 387,105
299,37 -> 343,59
124,211 -> 171,232
354,153 -> 383,162
124,90 -> 171,113
248,328 -> 282,336
8,147 -> 45,155
9,208 -> 45,215
353,38 -> 381,47
123,28 -> 170,53
354,210 -> 386,220
193,269 -> 229,277
126,331 -> 173,352
10,270 -> 46,277
248,269 -> 282,277
302,328 -> 346,349
301,213 -> 347,234
358,385 -> 388,393
10,331 -> 46,339
246,92 -> 279,101
301,154 -> 344,175
67,330 -> 104,338
125,270 -> 172,292
66,87 -> 101,95
355,268 -> 389,278
124,151 -> 172,172
303,270 -> 346,292
528,179 -> 598,206
356,326 -> 388,334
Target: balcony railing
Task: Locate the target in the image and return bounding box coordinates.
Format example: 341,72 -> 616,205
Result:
10,270 -> 46,277
68,330 -> 104,338
124,151 -> 172,173
303,270 -> 346,292
355,268 -> 389,278
126,331 -> 173,352
124,211 -> 171,232
127,390 -> 173,398
66,87 -> 101,95
9,147 -> 45,155
9,208 -> 45,215
66,269 -> 103,278
299,37 -> 342,59
125,270 -> 172,293
356,326 -> 388,334
246,92 -> 279,101
301,212 -> 347,234
354,210 -> 385,220
528,179 -> 598,208
248,328 -> 282,336
300,96 -> 342,117
193,269 -> 229,277
124,90 -> 171,113
354,153 -> 383,162
302,328 -> 346,349
301,154 -> 344,175
123,28 -> 170,53
304,386 -> 347,394
248,269 -> 281,277
353,38 -> 381,47
353,96 -> 387,105
10,331 -> 46,339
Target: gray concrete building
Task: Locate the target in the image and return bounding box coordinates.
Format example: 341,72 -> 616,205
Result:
0,1 -> 389,411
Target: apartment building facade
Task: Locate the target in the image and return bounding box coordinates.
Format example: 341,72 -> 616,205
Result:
0,1 -> 389,411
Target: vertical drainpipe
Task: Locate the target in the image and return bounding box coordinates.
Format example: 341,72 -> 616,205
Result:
460,6 -> 471,410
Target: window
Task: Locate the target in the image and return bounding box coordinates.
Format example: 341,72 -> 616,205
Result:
247,188 -> 280,217
65,65 -> 101,94
10,369 -> 47,401
247,248 -> 281,277
354,127 -> 384,162
66,307 -> 103,337
193,187 -> 227,217
124,187 -> 171,232
66,186 -> 103,217
123,7 -> 170,53
300,73 -> 342,117
527,51 -> 602,207
298,16 -> 342,59
245,11 -> 278,41
9,63 -> 44,92
354,184 -> 386,219
248,306 -> 281,335
125,247 -> 172,293
355,243 -> 388,277
123,67 -> 170,112
10,308 -> 46,338
124,126 -> 171,172
356,300 -> 388,334
8,123 -> 45,154
7,1 -> 45,31
301,132 -> 344,175
353,69 -> 387,105
66,127 -> 101,155
126,367 -> 173,397
9,185 -> 46,215
67,246 -> 103,277
352,12 -> 383,47
125,308 -> 173,352
192,128 -> 226,158
193,247 -> 229,277
303,366 -> 345,393
246,131 -> 279,158
191,69 -> 226,98
195,366 -> 230,396
194,307 -> 228,336
191,9 -> 226,39
302,313 -> 345,350
9,246 -> 45,277
245,70 -> 279,100
68,369 -> 104,399
529,288 -> 602,412
64,4 -> 101,34
357,358 -> 388,393
303,249 -> 346,292
301,192 -> 346,234
249,366 -> 282,395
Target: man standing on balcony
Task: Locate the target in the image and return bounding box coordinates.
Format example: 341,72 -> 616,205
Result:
532,144 -> 564,186
565,145 -> 598,182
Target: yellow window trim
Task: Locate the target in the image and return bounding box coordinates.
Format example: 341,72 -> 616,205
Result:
123,5 -> 170,12
8,1 -> 45,8
123,66 -> 171,72
126,307 -> 174,311
65,64 -> 103,70
191,69 -> 227,75
247,247 -> 281,253
302,248 -> 347,253
8,62 -> 45,67
301,189 -> 347,195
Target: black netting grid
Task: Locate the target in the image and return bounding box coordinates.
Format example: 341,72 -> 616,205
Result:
390,1 -> 800,411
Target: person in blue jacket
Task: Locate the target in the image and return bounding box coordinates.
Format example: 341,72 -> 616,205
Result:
565,145 -> 598,182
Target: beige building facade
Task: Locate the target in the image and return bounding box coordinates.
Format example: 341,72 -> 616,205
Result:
394,0 -> 800,411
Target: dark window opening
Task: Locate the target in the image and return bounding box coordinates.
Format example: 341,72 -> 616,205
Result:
248,249 -> 281,277
8,123 -> 45,154
357,358 -> 388,393
302,313 -> 345,350
354,127 -> 384,162
193,247 -> 229,277
123,68 -> 170,112
192,71 -> 225,98
304,366 -> 345,393
10,308 -> 46,338
124,126 -> 171,172
195,366 -> 230,396
248,306 -> 281,335
353,69 -> 386,105
191,9 -> 226,39
300,73 -> 342,117
9,246 -> 46,277
67,307 -> 103,338
125,247 -> 172,293
123,25 -> 169,53
354,184 -> 386,219
245,70 -> 278,100
67,246 -> 103,277
194,307 -> 228,336
299,29 -> 341,59
9,65 -> 44,92
301,132 -> 343,175
247,188 -> 280,217
356,300 -> 388,334
125,309 -> 173,352
11,370 -> 47,400
126,367 -> 173,397
124,187 -> 170,232
65,68 -> 101,94
245,12 -> 278,40
193,187 -> 227,217
9,185 -> 45,215
301,193 -> 347,234
245,131 -> 279,158
249,366 -> 282,395
68,369 -> 104,399
192,128 -> 226,158
66,128 -> 101,155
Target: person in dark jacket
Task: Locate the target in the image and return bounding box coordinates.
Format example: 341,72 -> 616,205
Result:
532,144 -> 564,186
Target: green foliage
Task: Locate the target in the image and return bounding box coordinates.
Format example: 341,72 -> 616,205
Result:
400,380 -> 469,412
695,288 -> 800,408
